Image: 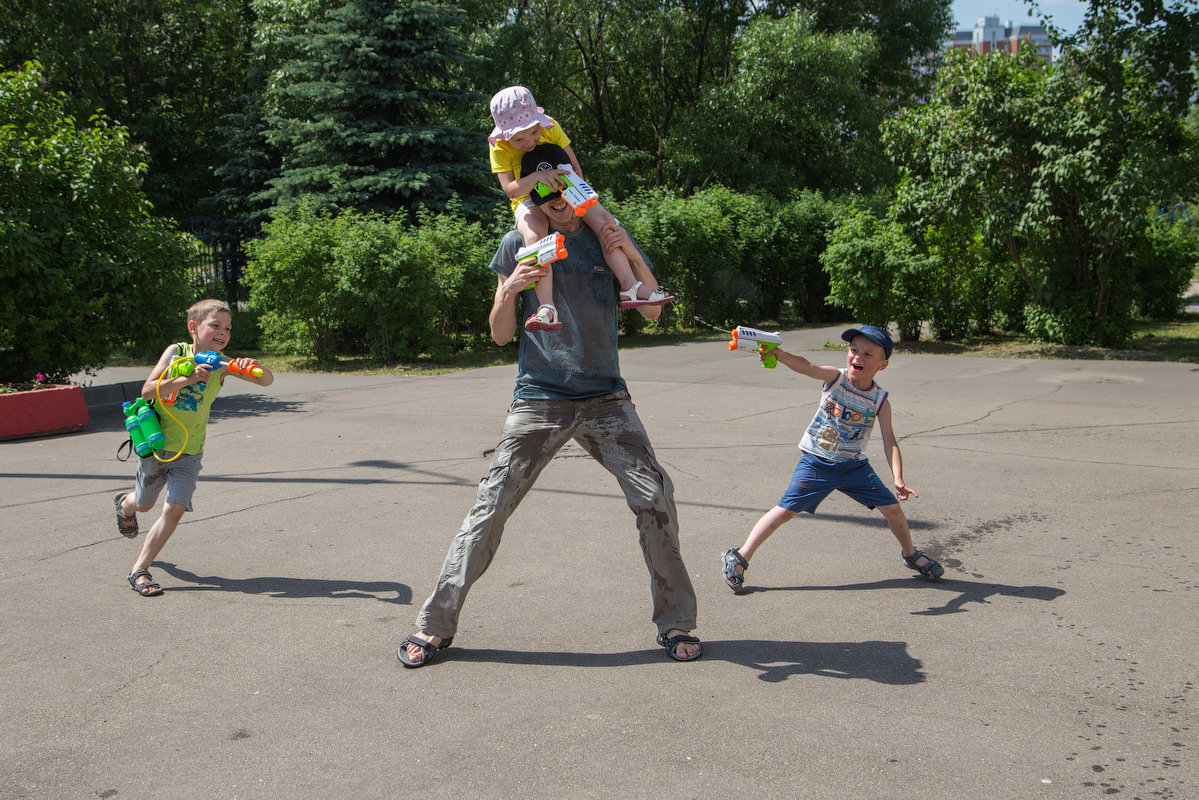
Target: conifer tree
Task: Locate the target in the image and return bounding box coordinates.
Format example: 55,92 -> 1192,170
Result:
258,0 -> 492,216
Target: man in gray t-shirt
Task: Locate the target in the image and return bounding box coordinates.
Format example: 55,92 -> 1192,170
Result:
398,147 -> 700,667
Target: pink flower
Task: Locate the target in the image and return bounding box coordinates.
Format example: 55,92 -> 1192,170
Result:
35,374 -> 45,382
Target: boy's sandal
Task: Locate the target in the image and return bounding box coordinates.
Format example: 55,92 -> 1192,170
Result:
722,547 -> 748,594
397,634 -> 454,669
523,304 -> 563,332
114,493 -> 139,538
656,632 -> 703,662
619,281 -> 674,309
903,549 -> 945,580
127,570 -> 163,596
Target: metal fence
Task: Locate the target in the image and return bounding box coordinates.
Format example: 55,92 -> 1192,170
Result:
190,235 -> 249,304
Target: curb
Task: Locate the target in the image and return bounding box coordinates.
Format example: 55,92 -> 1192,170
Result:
81,381 -> 144,414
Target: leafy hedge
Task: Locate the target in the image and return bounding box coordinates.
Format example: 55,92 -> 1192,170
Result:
242,201 -> 498,362
611,186 -> 843,330
1,62 -> 196,382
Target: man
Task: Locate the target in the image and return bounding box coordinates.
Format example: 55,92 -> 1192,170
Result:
398,144 -> 700,667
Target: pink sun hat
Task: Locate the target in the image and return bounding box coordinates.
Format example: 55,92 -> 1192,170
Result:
488,86 -> 554,145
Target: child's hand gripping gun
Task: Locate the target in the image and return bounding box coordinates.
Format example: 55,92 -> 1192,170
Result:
160,350 -> 263,405
695,317 -> 784,368
531,165 -> 599,217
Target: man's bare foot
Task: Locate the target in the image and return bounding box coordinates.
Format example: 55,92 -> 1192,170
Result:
658,628 -> 702,661
666,628 -> 699,660
402,632 -> 441,665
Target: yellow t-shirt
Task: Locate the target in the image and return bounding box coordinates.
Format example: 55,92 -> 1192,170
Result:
489,120 -> 571,211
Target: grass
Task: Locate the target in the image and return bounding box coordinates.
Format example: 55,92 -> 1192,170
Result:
107,307 -> 1199,376
263,314 -> 1199,374
887,317 -> 1199,363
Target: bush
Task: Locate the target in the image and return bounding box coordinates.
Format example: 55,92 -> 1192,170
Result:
613,185 -> 842,330
243,200 -> 497,362
611,188 -> 743,328
821,205 -> 936,341
774,191 -> 842,322
336,206 -> 496,361
0,62 -> 195,382
1127,212 -> 1199,318
243,201 -> 344,362
1022,299 -> 1133,347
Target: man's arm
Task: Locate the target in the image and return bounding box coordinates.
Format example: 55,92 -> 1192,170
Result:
489,258 -> 548,346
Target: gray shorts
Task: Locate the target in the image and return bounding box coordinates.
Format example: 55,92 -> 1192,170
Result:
134,451 -> 203,512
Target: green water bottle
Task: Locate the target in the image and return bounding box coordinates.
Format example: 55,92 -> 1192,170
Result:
123,401 -> 152,457
136,401 -> 165,450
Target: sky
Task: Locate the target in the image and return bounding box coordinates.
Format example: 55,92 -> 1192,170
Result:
950,0 -> 1090,35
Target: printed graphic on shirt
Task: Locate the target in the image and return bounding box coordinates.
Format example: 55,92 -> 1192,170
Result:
174,385 -> 204,412
800,370 -> 886,461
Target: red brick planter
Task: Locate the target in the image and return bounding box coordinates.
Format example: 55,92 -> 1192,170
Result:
0,384 -> 90,440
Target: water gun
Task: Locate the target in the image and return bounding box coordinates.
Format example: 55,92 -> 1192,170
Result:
122,398 -> 165,458
160,351 -> 263,405
729,326 -> 784,368
516,233 -> 567,267
531,164 -> 599,217
694,317 -> 783,368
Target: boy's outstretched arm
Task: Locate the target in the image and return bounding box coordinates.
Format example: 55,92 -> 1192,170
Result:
877,398 -> 917,501
770,348 -> 840,383
229,358 -> 273,387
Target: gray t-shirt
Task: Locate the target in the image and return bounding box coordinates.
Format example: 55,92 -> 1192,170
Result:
490,225 -> 653,400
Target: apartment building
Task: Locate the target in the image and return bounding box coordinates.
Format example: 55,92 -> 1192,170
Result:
947,15 -> 1054,63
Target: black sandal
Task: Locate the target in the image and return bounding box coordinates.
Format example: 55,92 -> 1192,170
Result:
657,632 -> 702,662
127,569 -> 163,596
115,493 -> 138,538
397,634 -> 453,668
721,548 -> 748,594
903,549 -> 944,580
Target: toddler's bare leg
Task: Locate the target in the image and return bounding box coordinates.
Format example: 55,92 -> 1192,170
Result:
516,204 -> 553,307
581,204 -> 652,296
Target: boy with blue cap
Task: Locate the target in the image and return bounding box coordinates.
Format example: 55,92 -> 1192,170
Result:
721,325 -> 944,594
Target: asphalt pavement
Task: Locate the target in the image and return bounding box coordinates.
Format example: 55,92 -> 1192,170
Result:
2,325 -> 1196,799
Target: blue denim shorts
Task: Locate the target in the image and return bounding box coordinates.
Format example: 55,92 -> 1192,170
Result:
778,451 -> 899,513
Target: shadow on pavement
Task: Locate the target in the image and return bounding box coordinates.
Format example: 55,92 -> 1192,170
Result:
433,639 -> 924,684
742,576 -> 1065,616
155,562 -> 411,604
210,395 -> 307,419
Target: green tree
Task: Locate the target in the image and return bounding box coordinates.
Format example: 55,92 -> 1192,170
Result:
884,45 -> 1199,346
669,10 -> 885,195
788,0 -> 954,104
467,0 -> 950,195
258,0 -> 492,216
0,62 -> 196,382
1045,0 -> 1199,119
821,205 -> 936,342
1,0 -> 256,226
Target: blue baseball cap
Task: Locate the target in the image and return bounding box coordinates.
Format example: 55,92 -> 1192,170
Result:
841,325 -> 893,359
